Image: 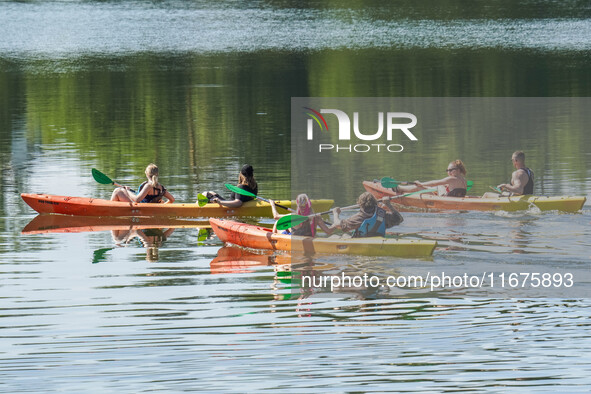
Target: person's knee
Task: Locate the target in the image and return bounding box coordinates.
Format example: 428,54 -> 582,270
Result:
111,187 -> 126,201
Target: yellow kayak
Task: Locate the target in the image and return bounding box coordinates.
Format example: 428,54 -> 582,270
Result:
210,219 -> 437,257
363,181 -> 586,213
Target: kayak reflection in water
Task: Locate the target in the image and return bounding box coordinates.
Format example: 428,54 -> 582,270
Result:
199,164 -> 258,208
111,163 -> 175,203
395,159 -> 468,197
319,192 -> 404,238
270,194 -> 322,235
111,227 -> 175,262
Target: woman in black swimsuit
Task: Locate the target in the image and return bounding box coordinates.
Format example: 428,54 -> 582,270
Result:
110,163 -> 175,203
396,159 -> 468,197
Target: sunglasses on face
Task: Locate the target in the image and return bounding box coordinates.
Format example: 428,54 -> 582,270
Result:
446,168 -> 457,172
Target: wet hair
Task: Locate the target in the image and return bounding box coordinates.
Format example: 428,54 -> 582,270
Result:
357,192 -> 377,212
145,163 -> 159,187
450,159 -> 467,176
238,164 -> 257,190
512,151 -> 525,163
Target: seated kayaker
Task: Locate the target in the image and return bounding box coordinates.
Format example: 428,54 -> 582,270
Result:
270,194 -> 321,236
395,159 -> 468,197
110,163 -> 175,203
318,192 -> 403,238
484,151 -> 534,197
200,164 -> 258,208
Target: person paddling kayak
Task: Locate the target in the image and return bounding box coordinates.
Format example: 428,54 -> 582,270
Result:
318,192 -> 403,238
110,163 -> 175,203
395,159 -> 468,197
270,194 -> 321,235
482,151 -> 534,197
498,151 -> 534,195
201,164 -> 258,208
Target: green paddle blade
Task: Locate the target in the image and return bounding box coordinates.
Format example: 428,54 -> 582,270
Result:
380,177 -> 399,188
276,214 -> 309,230
466,180 -> 474,191
92,168 -> 114,185
224,183 -> 256,198
197,193 -> 209,207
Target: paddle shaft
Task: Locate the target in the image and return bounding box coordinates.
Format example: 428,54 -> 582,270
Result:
382,177 -> 474,191
275,188 -> 437,230
104,178 -> 131,190
315,188 -> 436,216
254,196 -> 292,212
224,183 -> 293,211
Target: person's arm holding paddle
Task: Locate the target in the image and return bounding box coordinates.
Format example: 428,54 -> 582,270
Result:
413,176 -> 453,195
271,194 -> 317,235
110,164 -> 174,203
270,200 -> 287,233
497,169 -> 528,195
269,199 -> 283,220
211,195 -> 244,208
398,160 -> 468,198
483,151 -> 534,197
379,197 -> 404,227
315,207 -> 340,236
162,190 -> 174,204
213,164 -> 258,208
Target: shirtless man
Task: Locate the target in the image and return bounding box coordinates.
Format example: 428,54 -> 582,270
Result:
497,151 -> 534,195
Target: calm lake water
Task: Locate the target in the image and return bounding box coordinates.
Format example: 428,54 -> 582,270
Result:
1,0 -> 591,392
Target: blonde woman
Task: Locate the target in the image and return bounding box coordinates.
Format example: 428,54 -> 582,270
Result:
396,159 -> 468,197
110,163 -> 175,203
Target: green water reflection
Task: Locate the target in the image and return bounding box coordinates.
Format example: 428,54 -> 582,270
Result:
2,49 -> 591,212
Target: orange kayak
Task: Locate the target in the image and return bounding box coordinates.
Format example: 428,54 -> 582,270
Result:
21,193 -> 334,218
363,181 -> 586,213
209,218 -> 436,257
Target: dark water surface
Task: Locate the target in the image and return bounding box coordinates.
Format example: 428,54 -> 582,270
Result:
1,0 -> 591,391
